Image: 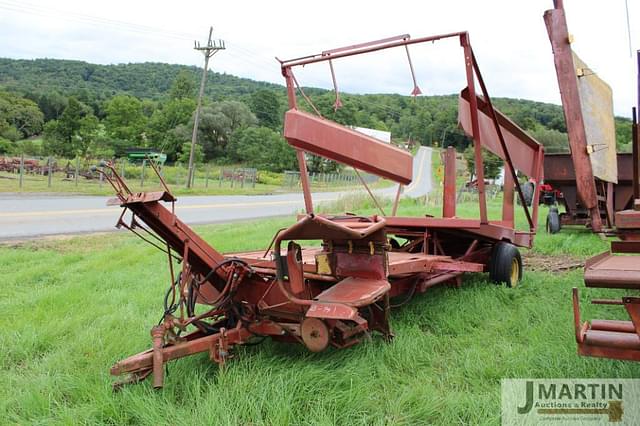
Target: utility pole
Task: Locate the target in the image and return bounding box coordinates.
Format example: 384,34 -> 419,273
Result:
186,27 -> 225,188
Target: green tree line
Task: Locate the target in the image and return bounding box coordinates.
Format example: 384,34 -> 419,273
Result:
0,57 -> 634,175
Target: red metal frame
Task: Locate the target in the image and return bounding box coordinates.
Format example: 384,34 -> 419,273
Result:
279,31 -> 543,237
106,32 -> 545,389
569,44 -> 640,362
544,0 -> 603,232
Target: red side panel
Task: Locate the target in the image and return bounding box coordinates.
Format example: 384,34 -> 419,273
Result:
284,109 -> 413,185
458,89 -> 543,178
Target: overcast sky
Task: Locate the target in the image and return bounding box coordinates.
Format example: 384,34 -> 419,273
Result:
0,0 -> 638,117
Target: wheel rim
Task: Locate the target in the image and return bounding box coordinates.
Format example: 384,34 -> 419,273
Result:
510,258 -> 520,287
301,317 -> 330,352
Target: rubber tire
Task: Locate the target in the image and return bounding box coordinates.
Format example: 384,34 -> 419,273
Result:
522,181 -> 534,207
546,209 -> 561,234
489,242 -> 522,288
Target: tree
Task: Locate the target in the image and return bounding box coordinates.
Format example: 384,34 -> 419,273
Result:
169,70 -> 196,100
147,98 -> 196,159
0,137 -> 12,154
43,97 -> 95,157
178,142 -> 204,164
249,89 -> 282,130
615,117 -> 632,153
227,126 -> 297,172
75,115 -> 100,156
196,101 -> 257,159
141,99 -> 157,118
104,94 -> 147,154
464,145 -> 503,181
36,91 -> 67,121
0,91 -> 44,140
529,126 -> 568,153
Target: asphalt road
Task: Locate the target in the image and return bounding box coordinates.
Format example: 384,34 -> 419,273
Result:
0,147 -> 432,240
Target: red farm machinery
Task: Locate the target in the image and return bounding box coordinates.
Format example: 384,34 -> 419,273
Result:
544,1 -> 640,361
105,32 -> 544,388
542,0 -> 634,236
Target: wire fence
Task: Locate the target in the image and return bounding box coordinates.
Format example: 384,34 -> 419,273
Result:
0,154 -> 379,194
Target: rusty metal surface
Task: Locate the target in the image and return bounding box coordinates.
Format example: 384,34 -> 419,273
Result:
545,153 -> 633,183
544,1 -> 602,231
284,109 -> 413,184
280,31 -> 542,237
314,277 -> 391,307
300,318 -> 330,352
443,147 -> 456,218
584,252 -> 640,289
103,30 -> 550,388
458,89 -> 543,179
570,47 -> 640,363
614,209 -> 640,229
573,288 -> 640,361
544,153 -> 634,224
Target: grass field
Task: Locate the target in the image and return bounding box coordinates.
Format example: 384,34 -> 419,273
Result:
1,194 -> 638,425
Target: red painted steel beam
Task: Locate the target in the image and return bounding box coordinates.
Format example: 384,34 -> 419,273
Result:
322,34 -> 410,56
544,2 -> 602,232
443,146 -> 456,218
123,200 -> 227,283
461,36 -> 488,225
635,51 -> 640,199
584,330 -> 640,350
633,107 -> 639,200
280,32 -> 466,69
578,344 -> 640,362
458,90 -> 544,182
502,162 -> 514,227
284,109 -> 413,184
383,217 -> 481,229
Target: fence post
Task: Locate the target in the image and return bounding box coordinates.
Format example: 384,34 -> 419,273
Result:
47,156 -> 52,188
140,159 -> 146,187
19,153 -> 24,190
99,164 -> 104,188
219,169 -> 223,187
75,157 -> 79,187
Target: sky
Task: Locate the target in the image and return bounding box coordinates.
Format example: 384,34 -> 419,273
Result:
0,0 -> 638,117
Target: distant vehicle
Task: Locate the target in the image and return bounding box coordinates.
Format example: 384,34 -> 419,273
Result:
125,148 -> 167,165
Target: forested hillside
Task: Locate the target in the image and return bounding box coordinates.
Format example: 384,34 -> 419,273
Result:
0,57 -> 633,173
0,59 -> 281,103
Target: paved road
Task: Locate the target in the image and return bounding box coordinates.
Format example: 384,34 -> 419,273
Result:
0,147 -> 432,240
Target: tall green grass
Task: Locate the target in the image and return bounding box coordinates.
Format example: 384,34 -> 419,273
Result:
1,208 -> 637,424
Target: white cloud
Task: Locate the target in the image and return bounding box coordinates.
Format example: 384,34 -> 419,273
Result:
0,0 -> 638,116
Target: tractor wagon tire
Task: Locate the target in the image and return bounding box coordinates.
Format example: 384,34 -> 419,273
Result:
546,209 -> 561,234
489,242 -> 522,288
522,181 -> 534,207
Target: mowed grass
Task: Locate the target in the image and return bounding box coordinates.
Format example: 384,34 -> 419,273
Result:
1,201 -> 639,425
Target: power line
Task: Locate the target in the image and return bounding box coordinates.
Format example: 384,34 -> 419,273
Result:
0,0 -> 200,41
0,0 -> 281,76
